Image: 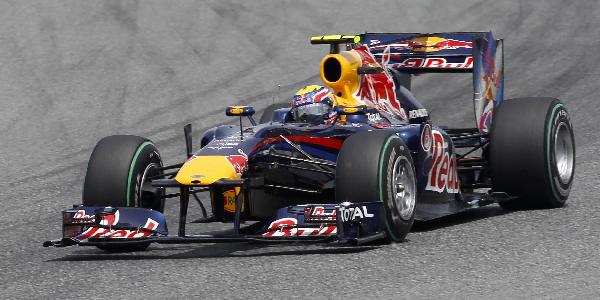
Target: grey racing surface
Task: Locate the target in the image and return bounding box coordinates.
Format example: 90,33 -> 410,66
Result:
1,0 -> 599,298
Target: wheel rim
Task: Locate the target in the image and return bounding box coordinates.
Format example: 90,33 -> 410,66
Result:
554,122 -> 574,185
138,163 -> 160,207
392,156 -> 416,221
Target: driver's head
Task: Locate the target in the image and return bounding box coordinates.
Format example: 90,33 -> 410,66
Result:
291,85 -> 337,124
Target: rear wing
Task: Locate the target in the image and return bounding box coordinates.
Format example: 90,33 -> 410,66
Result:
362,32 -> 503,132
311,32 -> 504,132
361,32 -> 475,72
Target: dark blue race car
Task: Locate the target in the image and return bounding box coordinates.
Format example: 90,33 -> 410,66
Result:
44,32 -> 575,251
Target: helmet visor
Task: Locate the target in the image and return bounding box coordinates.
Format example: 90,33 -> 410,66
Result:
292,103 -> 331,123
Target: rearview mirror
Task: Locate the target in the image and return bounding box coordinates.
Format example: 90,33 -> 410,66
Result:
226,106 -> 255,117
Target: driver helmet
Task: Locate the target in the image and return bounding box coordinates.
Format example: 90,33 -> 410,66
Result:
291,85 -> 337,124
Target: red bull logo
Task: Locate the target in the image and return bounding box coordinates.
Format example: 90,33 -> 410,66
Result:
304,206 -> 336,222
371,36 -> 472,53
223,189 -> 244,213
263,217 -> 337,237
395,57 -> 473,69
77,210 -> 159,239
72,210 -> 96,224
426,130 -> 460,193
226,149 -> 248,176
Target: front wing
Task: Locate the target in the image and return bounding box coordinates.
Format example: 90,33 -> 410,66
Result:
43,202 -> 388,248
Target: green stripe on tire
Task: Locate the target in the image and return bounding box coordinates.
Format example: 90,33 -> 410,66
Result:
546,103 -> 564,201
126,141 -> 154,207
378,135 -> 400,241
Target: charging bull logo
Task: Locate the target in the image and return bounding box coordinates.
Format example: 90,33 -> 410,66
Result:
353,45 -> 407,120
426,130 -> 460,193
407,36 -> 472,52
226,149 -> 248,176
371,36 -> 472,53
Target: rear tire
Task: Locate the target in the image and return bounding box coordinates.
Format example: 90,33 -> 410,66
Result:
259,103 -> 289,124
336,131 -> 416,242
83,135 -> 164,251
490,98 -> 575,209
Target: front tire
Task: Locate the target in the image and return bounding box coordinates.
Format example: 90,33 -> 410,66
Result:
336,131 -> 416,242
83,135 -> 164,251
490,98 -> 575,209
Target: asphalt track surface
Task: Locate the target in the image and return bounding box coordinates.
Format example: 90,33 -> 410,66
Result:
1,0 -> 599,299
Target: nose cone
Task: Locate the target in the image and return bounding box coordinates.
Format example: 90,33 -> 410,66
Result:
175,155 -> 245,185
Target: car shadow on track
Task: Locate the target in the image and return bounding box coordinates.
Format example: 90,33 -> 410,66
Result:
48,243 -> 379,262
411,205 -> 510,232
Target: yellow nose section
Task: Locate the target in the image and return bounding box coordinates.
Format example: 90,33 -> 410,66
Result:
175,156 -> 242,185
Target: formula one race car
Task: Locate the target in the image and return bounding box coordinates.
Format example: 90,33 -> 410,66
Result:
44,32 -> 575,251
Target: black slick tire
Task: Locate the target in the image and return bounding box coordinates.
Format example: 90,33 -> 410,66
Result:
336,131 -> 416,242
83,135 -> 164,251
490,98 -> 575,209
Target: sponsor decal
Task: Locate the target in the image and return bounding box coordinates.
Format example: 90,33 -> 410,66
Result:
206,144 -> 236,150
78,210 -> 159,239
409,108 -> 428,119
391,57 -> 473,69
206,135 -> 245,150
262,218 -> 336,237
304,206 -> 336,223
226,149 -> 248,175
426,130 -> 460,193
421,124 -> 432,152
338,206 -> 374,222
345,122 -> 363,128
371,123 -> 395,129
223,188 -> 243,213
369,39 -> 381,46
367,112 -> 383,122
71,210 -> 96,224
